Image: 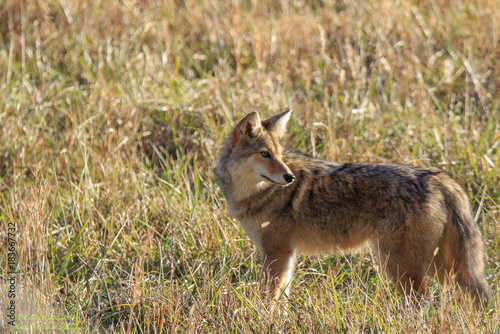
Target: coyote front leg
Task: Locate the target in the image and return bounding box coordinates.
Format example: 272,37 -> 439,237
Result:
260,249 -> 296,299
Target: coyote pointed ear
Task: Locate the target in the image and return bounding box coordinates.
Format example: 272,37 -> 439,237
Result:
230,112 -> 261,146
262,109 -> 291,138
240,111 -> 261,138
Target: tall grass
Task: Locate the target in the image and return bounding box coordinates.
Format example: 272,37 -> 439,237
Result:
0,0 -> 499,332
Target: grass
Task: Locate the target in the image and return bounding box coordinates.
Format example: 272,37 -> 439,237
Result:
0,0 -> 499,332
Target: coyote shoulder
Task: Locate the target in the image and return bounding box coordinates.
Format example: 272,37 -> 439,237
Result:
216,110 -> 491,304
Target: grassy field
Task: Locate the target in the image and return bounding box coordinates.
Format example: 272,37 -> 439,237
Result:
0,0 -> 499,332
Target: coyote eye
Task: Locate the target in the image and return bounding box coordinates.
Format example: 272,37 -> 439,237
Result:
261,151 -> 271,158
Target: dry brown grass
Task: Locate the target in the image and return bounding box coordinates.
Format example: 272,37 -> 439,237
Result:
0,0 -> 499,332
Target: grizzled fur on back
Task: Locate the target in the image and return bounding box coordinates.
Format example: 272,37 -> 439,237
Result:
216,110 -> 491,305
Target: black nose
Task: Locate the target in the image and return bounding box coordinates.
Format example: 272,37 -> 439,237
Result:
283,173 -> 295,183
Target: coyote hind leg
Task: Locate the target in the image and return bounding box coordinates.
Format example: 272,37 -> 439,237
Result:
374,241 -> 429,299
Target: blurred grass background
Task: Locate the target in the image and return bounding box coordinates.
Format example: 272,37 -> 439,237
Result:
0,0 -> 499,332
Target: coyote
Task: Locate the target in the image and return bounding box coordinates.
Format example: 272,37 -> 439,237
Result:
216,110 -> 491,304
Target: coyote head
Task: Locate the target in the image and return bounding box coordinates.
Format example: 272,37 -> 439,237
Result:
222,110 -> 295,195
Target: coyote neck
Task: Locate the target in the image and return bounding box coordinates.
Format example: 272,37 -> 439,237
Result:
222,174 -> 277,218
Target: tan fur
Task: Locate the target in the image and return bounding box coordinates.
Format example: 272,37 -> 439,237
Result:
216,110 -> 491,305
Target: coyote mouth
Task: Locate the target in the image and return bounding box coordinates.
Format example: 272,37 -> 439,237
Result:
261,175 -> 290,186
261,175 -> 279,184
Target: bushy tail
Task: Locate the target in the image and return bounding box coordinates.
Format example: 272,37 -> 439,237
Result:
439,178 -> 492,305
